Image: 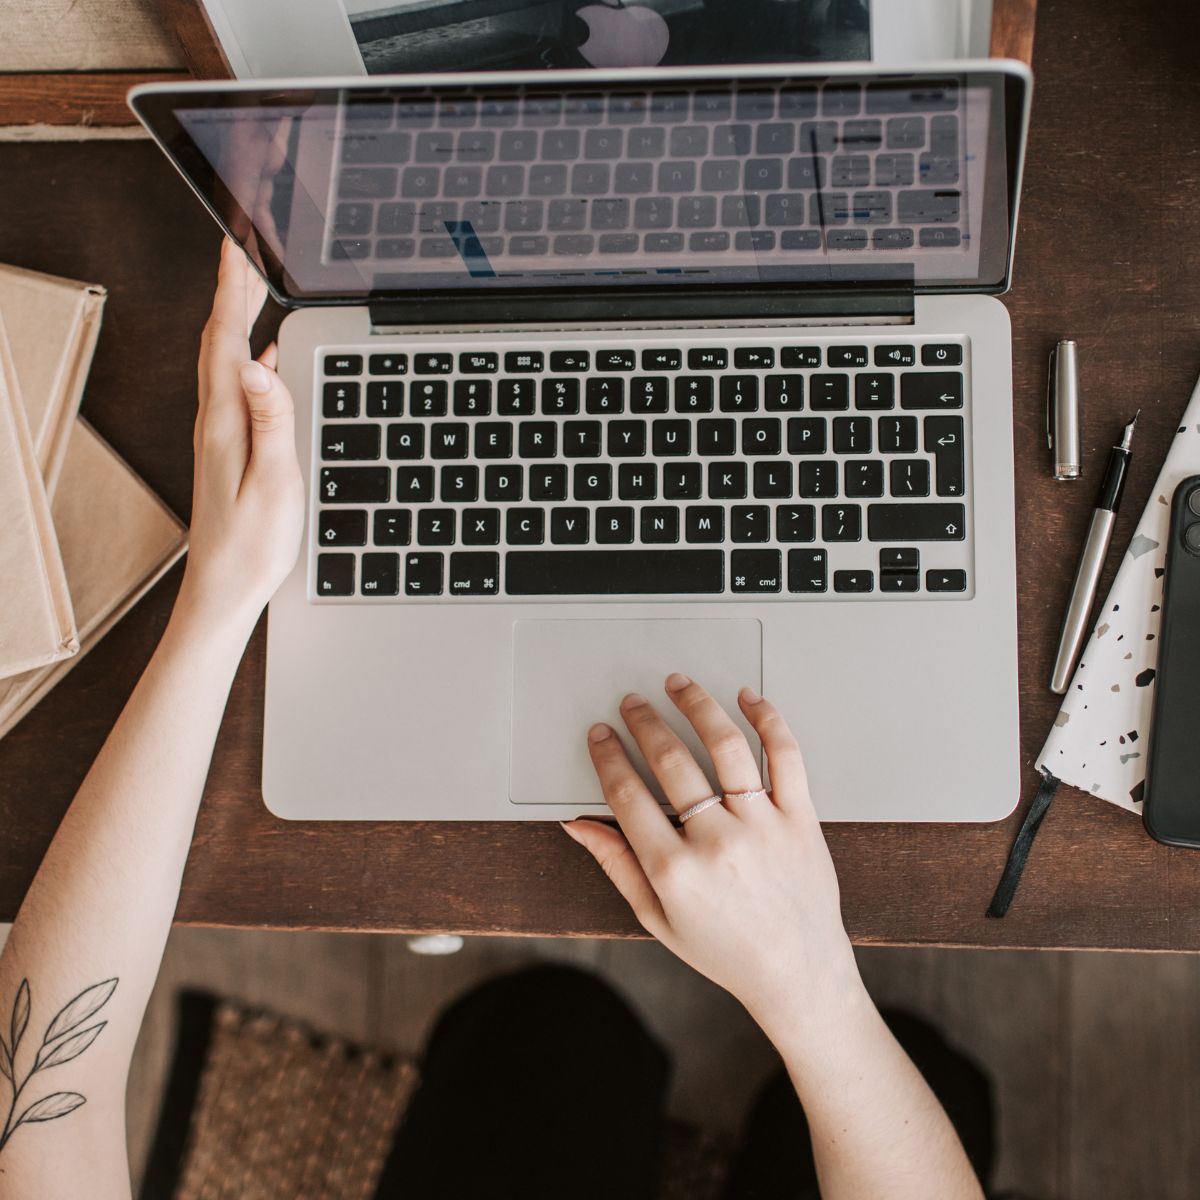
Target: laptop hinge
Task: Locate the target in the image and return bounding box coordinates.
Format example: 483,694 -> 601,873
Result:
367,285 -> 913,332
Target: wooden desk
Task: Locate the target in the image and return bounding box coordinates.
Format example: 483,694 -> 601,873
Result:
2,0 -> 1198,948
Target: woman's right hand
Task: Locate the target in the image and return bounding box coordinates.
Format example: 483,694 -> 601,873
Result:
562,674 -> 866,1045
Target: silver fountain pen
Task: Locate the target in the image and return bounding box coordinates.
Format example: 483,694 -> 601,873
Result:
1050,412 -> 1140,693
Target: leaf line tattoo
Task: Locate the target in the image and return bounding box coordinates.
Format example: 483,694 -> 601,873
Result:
0,977 -> 118,1155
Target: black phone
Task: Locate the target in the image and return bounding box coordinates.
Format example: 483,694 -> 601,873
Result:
1143,474 -> 1200,847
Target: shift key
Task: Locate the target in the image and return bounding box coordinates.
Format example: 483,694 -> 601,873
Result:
925,415 -> 965,496
868,502 -> 966,541
319,466 -> 390,504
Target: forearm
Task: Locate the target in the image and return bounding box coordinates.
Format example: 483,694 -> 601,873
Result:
758,977 -> 984,1200
0,591 -> 252,1188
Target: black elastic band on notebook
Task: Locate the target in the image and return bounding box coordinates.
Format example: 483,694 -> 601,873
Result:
986,770 -> 1060,918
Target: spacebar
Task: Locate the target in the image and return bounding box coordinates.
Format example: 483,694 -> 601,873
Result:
506,550 -> 725,595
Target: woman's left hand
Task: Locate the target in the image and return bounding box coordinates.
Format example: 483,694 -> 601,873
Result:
178,239 -> 304,636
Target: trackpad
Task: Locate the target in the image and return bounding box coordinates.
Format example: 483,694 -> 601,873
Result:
510,618 -> 762,806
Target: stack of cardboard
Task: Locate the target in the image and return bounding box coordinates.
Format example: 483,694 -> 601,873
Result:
0,264 -> 188,736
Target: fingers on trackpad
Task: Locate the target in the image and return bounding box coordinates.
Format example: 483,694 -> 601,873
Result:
509,618 -> 763,806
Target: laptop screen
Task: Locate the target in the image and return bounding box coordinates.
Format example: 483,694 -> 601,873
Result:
131,65 -> 1027,305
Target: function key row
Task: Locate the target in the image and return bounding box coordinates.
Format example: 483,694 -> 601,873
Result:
322,344 -> 963,378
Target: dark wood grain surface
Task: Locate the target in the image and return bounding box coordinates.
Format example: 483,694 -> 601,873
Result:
2,0 -> 1198,947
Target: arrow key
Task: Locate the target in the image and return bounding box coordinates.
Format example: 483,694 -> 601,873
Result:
834,569 -> 875,593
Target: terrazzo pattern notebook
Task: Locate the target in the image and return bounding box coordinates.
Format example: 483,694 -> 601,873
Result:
1037,372 -> 1200,814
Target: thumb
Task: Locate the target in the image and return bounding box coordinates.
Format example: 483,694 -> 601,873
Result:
238,359 -> 296,470
561,820 -> 666,936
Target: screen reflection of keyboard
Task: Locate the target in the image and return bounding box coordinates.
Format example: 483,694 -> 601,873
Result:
325,80 -> 965,265
312,337 -> 972,602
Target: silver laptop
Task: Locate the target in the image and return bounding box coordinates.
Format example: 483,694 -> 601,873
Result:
131,61 -> 1030,822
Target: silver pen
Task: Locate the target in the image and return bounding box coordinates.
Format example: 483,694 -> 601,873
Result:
1049,412 -> 1140,693
1047,339 -> 1082,480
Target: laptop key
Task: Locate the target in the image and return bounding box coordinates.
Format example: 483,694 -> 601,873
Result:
414,353 -> 453,374
689,348 -> 727,369
663,462 -> 703,500
373,510 -> 411,546
484,465 -> 523,502
596,506 -> 635,544
322,424 -> 379,460
643,348 -> 682,370
799,461 -> 838,498
867,503 -> 966,541
519,422 -> 557,458
731,550 -> 782,593
845,461 -> 885,498
367,381 -> 403,418
542,378 -> 580,414
834,570 -> 874,593
586,377 -> 625,413
550,507 -> 590,544
361,552 -> 400,596
653,420 -> 692,456
685,506 -> 725,542
781,345 -> 822,368
417,509 -> 455,545
833,417 -> 872,454
324,354 -> 362,376
396,465 -> 434,502
446,552 -> 496,595
430,423 -> 469,459
631,377 -> 669,412
922,344 -> 963,366
788,549 -> 827,593
641,506 -> 680,544
698,418 -> 737,456
753,461 -> 792,498
927,569 -> 968,592
765,375 -> 803,411
743,418 -> 781,455
880,570 -> 920,593
319,509 -> 367,547
776,504 -> 815,542
323,382 -> 360,419
462,508 -> 500,546
822,503 -> 862,541
879,415 -> 918,454
506,509 -> 544,545
573,464 -> 612,500
404,554 -> 443,596
829,346 -> 869,368
855,374 -> 895,410
550,350 -> 590,372
608,420 -> 647,457
890,459 -> 931,497
597,350 -> 636,372
530,464 -> 567,501
369,353 -> 408,375
506,550 -> 724,595
505,351 -> 543,373
926,415 -> 966,496
440,466 -> 479,502
720,376 -> 759,412
675,377 -> 714,413
474,422 -> 512,459
320,467 -> 388,504
316,553 -> 355,596
810,374 -> 850,410
732,505 -> 771,543
498,378 -> 536,415
788,417 -> 827,455
410,380 -> 448,416
619,463 -> 657,500
902,372 -> 963,409
386,424 -> 424,460
564,420 -> 602,458
709,462 -> 748,499
453,379 -> 492,416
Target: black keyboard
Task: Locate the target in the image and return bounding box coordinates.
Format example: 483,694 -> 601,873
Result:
325,80 -> 966,266
311,337 -> 972,601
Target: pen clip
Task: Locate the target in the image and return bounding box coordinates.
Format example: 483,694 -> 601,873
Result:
1046,344 -> 1058,452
